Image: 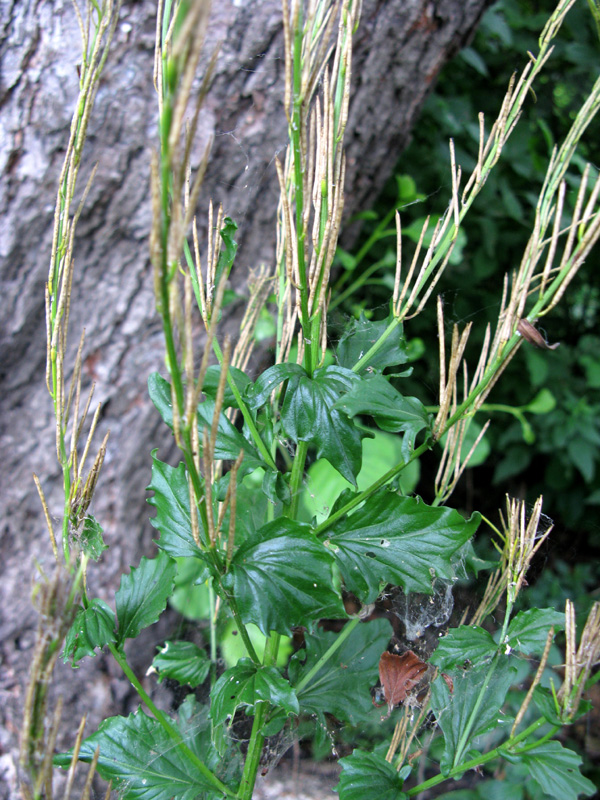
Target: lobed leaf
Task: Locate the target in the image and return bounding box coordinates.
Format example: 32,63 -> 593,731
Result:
80,515 -> 108,561
202,364 -> 251,409
326,489 -> 480,602
149,374 -> 265,476
196,400 -> 264,471
244,362 -> 306,410
115,551 -> 176,646
222,519 -> 345,635
148,372 -> 174,428
336,312 -> 410,373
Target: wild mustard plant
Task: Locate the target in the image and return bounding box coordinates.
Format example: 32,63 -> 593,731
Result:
22,0 -> 600,798
20,3 -> 120,798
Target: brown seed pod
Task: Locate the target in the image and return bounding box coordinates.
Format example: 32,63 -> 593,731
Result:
517,319 -> 560,350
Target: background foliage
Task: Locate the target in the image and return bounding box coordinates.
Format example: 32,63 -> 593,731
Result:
336,0 -> 600,599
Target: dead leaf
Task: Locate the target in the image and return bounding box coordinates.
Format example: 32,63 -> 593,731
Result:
377,650 -> 428,715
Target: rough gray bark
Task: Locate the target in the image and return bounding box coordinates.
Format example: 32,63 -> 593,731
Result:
0,0 -> 491,793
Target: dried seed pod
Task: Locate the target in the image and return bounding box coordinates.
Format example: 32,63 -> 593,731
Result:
517,319 -> 560,350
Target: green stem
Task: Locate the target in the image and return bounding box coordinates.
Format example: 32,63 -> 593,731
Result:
221,589 -> 261,666
313,439 -> 432,537
208,581 -> 217,683
109,643 -> 236,798
286,440 -> 309,518
441,335 -> 521,438
452,602 -> 514,767
211,337 -> 277,470
263,633 -> 281,666
353,316 -> 401,374
346,6 -> 580,379
61,446 -> 72,565
294,617 -> 361,695
330,254 -> 396,313
290,16 -> 313,376
406,717 -> 555,796
237,702 -> 267,800
180,234 -> 276,471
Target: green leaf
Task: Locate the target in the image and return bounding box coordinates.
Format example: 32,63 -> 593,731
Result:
337,312 -> 410,373
214,216 -> 238,288
261,467 -> 291,505
197,400 -> 264,471
80,515 -> 108,561
210,658 -> 299,726
532,686 -> 563,726
524,388 -> 556,414
460,46 -> 489,76
567,437 -> 596,482
63,599 -> 116,666
334,374 -> 431,460
150,371 -> 258,466
431,625 -> 497,670
336,750 -> 409,800
327,489 -> 480,602
54,702 -> 235,800
222,470 -> 271,546
289,619 -> 393,724
115,551 -> 177,646
151,641 -> 210,688
516,741 -> 596,800
506,608 -> 565,656
220,621 -> 293,670
147,451 -> 206,559
336,248 -> 357,271
430,657 -> 518,774
245,362 -> 306,409
148,372 -> 174,428
202,365 -> 251,409
222,519 -> 345,635
281,365 -> 363,485
170,558 -> 211,620
300,429 -> 420,525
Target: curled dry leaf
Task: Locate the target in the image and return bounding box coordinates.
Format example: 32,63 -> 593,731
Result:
376,650 -> 428,716
517,319 -> 560,350
441,672 -> 454,692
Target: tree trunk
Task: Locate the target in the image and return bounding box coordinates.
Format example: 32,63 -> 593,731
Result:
0,0 -> 491,792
